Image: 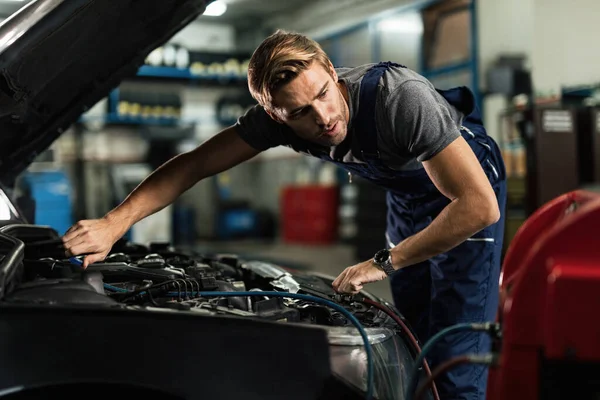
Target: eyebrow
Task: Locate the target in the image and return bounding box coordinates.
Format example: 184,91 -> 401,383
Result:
289,82 -> 329,115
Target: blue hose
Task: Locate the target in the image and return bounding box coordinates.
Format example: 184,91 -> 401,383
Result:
69,257 -> 84,266
180,290 -> 374,400
101,285 -> 375,399
405,322 -> 488,400
103,283 -> 129,293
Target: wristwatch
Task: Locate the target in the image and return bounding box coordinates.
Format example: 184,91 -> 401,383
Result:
373,248 -> 396,276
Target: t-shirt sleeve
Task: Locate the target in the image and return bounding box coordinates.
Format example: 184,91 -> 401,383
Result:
386,80 -> 461,162
234,104 -> 287,151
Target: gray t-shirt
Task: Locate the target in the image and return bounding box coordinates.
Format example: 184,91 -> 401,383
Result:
235,63 -> 464,171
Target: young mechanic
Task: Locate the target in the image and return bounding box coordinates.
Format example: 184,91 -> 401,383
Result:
63,29 -> 506,399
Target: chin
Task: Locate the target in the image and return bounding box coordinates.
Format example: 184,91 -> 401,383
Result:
328,131 -> 346,146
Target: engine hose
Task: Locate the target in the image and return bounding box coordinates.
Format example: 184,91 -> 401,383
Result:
101,286 -> 374,399
191,290 -> 375,400
361,298 -> 440,400
405,322 -> 496,400
414,354 -> 496,400
103,283 -> 128,293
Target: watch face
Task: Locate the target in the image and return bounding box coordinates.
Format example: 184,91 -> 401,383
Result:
374,249 -> 390,264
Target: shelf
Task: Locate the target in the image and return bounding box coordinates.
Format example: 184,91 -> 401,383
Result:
79,113 -> 199,127
136,65 -> 247,83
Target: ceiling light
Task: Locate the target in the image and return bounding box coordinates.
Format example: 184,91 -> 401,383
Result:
204,1 -> 227,17
377,14 -> 423,34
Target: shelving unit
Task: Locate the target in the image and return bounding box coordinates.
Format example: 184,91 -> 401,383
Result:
72,53 -> 253,235
80,113 -> 199,127
104,63 -> 249,123
137,65 -> 246,82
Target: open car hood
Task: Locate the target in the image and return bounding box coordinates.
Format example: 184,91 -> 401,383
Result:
0,0 -> 208,187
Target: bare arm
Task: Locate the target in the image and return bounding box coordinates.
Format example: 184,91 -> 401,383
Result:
62,126 -> 260,266
333,135 -> 501,294
390,135 -> 500,269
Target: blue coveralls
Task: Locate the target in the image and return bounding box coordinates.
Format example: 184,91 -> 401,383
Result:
292,61 -> 507,399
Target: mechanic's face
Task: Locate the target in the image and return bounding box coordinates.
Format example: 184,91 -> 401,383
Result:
269,61 -> 349,147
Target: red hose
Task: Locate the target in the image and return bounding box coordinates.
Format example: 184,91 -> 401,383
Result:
361,298 -> 441,400
415,356 -> 472,400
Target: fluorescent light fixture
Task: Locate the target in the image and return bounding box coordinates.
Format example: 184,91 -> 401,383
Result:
377,14 -> 423,34
204,0 -> 226,17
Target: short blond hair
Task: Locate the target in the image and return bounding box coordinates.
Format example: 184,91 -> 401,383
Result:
247,29 -> 332,110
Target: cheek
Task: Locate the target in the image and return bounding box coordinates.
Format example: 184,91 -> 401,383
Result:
288,119 -> 315,137
330,95 -> 341,114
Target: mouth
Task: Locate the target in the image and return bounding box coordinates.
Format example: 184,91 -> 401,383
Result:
319,121 -> 338,138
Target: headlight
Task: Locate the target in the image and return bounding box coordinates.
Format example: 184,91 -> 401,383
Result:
326,326 -> 416,400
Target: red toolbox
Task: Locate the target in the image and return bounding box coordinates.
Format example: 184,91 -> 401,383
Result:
281,185 -> 339,244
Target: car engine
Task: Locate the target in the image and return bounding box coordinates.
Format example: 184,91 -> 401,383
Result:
0,225 -> 387,328
0,224 -> 423,400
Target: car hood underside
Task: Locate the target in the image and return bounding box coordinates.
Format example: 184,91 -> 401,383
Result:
0,0 -> 207,187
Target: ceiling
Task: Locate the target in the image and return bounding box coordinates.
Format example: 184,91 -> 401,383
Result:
197,0 -> 321,30
0,0 -> 318,29
0,0 -> 423,41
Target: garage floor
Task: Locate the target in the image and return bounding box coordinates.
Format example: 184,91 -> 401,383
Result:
195,239 -> 393,302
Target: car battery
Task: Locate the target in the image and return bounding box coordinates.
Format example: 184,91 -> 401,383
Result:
19,170 -> 74,235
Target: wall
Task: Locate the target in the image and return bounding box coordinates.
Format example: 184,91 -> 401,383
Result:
170,21 -> 236,53
478,0 -> 599,96
532,0 -> 600,94
477,0 -> 534,91
477,0 -> 533,91
265,0 -> 418,39
476,0 -> 534,140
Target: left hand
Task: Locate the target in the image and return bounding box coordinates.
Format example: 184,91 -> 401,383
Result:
332,259 -> 388,294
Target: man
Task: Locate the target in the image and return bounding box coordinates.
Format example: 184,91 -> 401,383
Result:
63,29 -> 506,399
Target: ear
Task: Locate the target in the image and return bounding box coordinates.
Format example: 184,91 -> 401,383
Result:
328,60 -> 338,82
265,107 -> 284,124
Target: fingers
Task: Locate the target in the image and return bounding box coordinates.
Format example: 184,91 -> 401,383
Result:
333,267 -> 363,294
61,219 -> 111,269
83,252 -> 107,269
62,220 -> 90,242
62,222 -> 107,258
63,234 -> 93,257
332,269 -> 348,292
65,241 -> 96,258
341,276 -> 363,294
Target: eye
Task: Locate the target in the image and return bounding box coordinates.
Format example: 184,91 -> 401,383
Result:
290,108 -> 308,119
318,90 -> 328,99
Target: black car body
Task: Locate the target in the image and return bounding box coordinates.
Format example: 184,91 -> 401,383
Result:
0,1 -> 424,399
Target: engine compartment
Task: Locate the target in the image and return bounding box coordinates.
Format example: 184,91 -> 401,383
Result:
0,224 -> 425,400
0,224 -> 400,335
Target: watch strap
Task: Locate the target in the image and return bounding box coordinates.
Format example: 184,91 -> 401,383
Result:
374,249 -> 395,276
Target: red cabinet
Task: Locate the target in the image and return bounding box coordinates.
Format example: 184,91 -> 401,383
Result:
281,185 -> 339,244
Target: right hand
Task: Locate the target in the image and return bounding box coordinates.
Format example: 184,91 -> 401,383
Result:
62,216 -> 124,268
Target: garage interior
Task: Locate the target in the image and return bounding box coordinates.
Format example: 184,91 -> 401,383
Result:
3,0 -> 598,302
0,1 -> 598,400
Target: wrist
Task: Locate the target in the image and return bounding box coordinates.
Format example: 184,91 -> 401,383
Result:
104,209 -> 133,237
373,248 -> 395,276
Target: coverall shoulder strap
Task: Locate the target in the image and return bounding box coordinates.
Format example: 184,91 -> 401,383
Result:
354,61 -> 406,162
436,86 -> 481,124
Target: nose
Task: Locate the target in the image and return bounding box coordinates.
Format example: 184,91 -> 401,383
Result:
313,104 -> 330,127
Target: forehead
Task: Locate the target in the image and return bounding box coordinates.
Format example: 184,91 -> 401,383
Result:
272,63 -> 331,111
